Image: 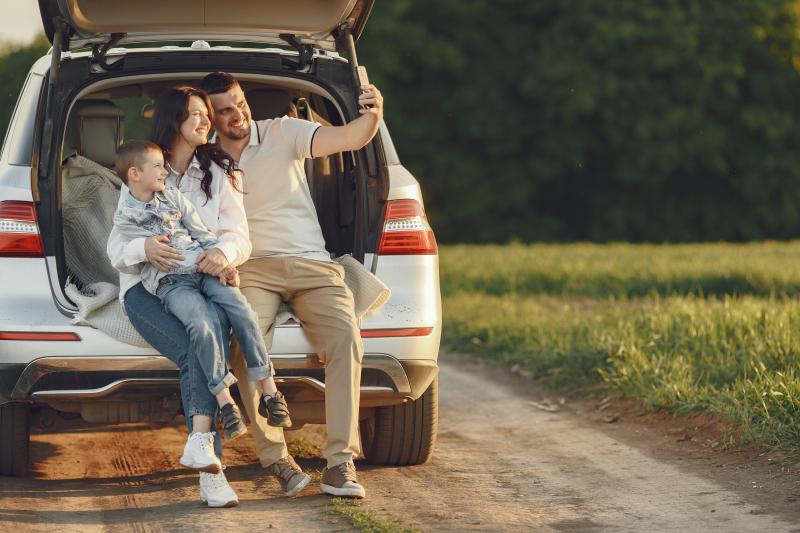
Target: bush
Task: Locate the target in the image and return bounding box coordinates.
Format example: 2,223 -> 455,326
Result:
360,1 -> 800,243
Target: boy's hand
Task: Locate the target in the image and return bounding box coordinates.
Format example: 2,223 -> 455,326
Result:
219,267 -> 240,287
227,268 -> 240,287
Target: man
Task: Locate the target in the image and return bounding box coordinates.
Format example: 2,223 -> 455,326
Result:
200,71 -> 383,499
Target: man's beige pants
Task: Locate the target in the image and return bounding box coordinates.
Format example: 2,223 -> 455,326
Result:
229,256 -> 363,468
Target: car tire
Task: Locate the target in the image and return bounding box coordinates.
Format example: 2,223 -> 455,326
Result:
360,377 -> 438,466
0,403 -> 30,477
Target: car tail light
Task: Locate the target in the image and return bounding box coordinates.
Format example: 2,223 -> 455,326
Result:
378,199 -> 437,255
0,201 -> 44,257
0,331 -> 81,341
361,327 -> 433,338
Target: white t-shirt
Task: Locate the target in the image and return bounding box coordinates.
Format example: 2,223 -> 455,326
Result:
238,118 -> 330,263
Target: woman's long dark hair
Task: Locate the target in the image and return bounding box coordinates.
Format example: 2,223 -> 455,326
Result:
149,86 -> 241,203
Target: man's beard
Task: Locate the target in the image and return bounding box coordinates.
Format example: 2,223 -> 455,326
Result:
226,126 -> 249,140
222,115 -> 250,140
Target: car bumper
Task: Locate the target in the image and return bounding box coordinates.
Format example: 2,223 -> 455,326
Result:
0,354 -> 438,409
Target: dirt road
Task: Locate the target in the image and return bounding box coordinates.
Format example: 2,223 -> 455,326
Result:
1,353 -> 799,532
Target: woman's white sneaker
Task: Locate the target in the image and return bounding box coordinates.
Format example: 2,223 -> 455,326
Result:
199,470 -> 239,508
180,432 -> 222,473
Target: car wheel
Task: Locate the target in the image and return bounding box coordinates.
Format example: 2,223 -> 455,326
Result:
360,377 -> 438,466
0,403 -> 30,476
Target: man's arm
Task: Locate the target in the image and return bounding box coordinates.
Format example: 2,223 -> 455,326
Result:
311,84 -> 384,158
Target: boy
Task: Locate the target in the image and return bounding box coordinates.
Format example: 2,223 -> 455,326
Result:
112,140 -> 291,471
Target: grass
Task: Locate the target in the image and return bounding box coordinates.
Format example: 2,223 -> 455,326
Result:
441,241 -> 800,298
327,498 -> 419,533
440,243 -> 800,452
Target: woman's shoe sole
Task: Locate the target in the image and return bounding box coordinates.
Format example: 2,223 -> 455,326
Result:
180,456 -> 222,474
201,497 -> 239,508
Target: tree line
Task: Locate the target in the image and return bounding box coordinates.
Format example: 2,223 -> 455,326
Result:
4,1 -> 800,243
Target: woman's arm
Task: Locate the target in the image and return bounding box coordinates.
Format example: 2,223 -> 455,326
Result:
197,170 -> 252,275
107,224 -> 145,275
214,172 -> 252,266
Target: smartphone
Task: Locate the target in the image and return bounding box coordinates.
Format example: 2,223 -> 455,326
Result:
357,66 -> 372,109
357,65 -> 370,86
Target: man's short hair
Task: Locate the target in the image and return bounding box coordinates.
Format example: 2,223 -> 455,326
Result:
200,72 -> 239,95
115,139 -> 161,184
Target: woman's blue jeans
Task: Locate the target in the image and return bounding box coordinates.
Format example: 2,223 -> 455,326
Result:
124,282 -> 228,458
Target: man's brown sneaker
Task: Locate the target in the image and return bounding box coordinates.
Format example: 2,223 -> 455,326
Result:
266,455 -> 311,497
320,461 -> 366,499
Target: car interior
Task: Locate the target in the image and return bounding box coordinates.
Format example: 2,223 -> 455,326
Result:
60,79 -> 353,289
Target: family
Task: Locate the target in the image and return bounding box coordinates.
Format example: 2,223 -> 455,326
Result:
106,72 -> 384,506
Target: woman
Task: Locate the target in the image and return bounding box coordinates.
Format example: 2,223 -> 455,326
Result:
107,86 -> 250,507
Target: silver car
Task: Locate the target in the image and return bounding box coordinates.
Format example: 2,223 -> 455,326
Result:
0,0 -> 441,476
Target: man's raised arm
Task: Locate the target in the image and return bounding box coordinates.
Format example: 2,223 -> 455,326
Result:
311,84 -> 384,158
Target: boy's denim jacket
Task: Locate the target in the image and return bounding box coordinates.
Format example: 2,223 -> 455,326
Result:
113,187 -> 217,294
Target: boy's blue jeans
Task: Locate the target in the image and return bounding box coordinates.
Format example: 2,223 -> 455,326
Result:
158,273 -> 272,397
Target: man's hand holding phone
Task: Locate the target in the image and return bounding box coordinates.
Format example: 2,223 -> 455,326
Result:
357,66 -> 383,119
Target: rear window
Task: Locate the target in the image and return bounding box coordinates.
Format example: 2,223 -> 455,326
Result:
1,73 -> 44,166
115,95 -> 154,140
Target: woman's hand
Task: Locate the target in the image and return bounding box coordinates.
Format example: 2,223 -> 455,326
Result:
144,235 -> 184,272
197,248 -> 229,276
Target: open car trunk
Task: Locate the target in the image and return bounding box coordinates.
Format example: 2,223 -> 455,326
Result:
38,0 -> 374,51
33,48 -> 388,312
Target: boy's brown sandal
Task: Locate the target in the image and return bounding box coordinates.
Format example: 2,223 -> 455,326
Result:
259,391 -> 292,428
220,402 -> 247,440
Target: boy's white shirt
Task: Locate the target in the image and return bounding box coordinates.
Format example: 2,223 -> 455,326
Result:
106,157 -> 252,304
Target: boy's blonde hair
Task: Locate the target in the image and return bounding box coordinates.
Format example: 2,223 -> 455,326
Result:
115,140 -> 162,184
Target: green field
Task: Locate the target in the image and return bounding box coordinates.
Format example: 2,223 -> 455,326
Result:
440,243 -> 800,452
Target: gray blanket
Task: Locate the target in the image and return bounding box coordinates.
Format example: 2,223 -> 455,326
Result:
62,154 -> 123,286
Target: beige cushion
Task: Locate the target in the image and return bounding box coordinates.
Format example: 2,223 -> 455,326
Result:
65,100 -> 125,167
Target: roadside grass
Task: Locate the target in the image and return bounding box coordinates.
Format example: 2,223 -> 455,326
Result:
440,243 -> 800,453
441,242 -> 800,298
327,497 -> 419,533
286,435 -> 323,459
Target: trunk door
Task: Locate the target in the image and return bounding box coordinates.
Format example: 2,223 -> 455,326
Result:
38,0 -> 373,51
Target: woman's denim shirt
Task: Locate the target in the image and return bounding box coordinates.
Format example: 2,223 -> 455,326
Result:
113,187 -> 217,294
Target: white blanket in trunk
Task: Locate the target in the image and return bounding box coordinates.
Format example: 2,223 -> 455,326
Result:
69,256 -> 390,347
